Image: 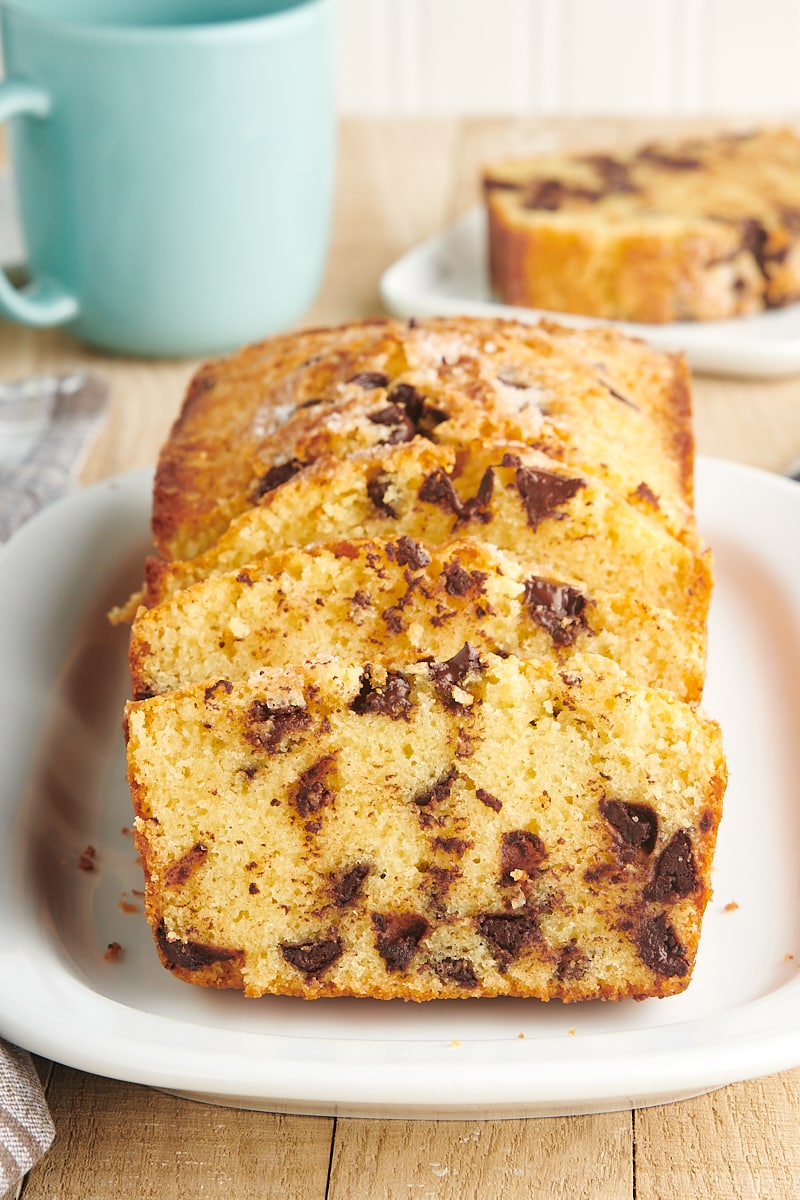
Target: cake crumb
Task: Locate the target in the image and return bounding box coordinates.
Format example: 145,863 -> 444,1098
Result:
567,1028 -> 576,1037
724,901 -> 739,912
449,1040 -> 462,1049
104,942 -> 123,962
78,845 -> 97,872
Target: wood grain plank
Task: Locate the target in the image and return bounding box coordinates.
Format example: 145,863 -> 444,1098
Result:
635,1070 -> 800,1199
328,1113 -> 633,1200
21,1068 -> 333,1200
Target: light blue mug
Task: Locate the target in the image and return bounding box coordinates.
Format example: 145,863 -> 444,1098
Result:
0,0 -> 335,356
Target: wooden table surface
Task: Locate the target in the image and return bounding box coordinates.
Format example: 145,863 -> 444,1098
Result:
3,116 -> 800,1200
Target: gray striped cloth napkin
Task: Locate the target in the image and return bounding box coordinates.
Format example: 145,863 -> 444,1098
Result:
0,1045 -> 54,1194
0,371 -> 107,1193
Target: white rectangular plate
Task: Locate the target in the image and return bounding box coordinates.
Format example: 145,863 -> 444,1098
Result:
0,462 -> 799,1118
380,208 -> 800,379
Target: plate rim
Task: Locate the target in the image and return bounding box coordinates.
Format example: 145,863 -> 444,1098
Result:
1,460 -> 799,1116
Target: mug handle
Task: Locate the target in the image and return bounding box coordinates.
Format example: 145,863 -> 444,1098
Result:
0,80 -> 79,326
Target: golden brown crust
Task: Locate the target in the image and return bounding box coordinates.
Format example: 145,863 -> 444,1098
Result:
151,315 -> 697,562
485,126 -> 800,322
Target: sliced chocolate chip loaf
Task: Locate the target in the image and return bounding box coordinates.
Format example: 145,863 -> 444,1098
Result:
125,652 -> 726,1002
129,537 -> 705,704
121,315 -> 726,1004
152,315 -> 695,560
142,438 -> 711,627
485,125 -> 800,322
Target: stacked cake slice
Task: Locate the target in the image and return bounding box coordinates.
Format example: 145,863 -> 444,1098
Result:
123,316 -> 726,1002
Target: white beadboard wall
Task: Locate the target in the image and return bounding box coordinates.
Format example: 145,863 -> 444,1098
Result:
336,0 -> 800,117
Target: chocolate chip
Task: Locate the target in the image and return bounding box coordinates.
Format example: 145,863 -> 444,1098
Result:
522,179 -> 600,210
253,458 -> 306,499
380,605 -> 404,633
418,468 -> 464,516
294,396 -> 329,410
632,481 -> 660,508
442,558 -> 476,596
347,371 -> 390,389
390,382 -> 424,419
500,830 -> 546,883
636,913 -> 689,977
366,474 -> 399,519
637,145 -> 702,170
601,799 -> 659,856
580,153 -> 639,194
699,809 -> 715,835
523,577 -> 589,646
163,842 -> 209,887
476,912 -> 539,960
368,404 -> 416,444
387,535 -> 431,570
280,937 -> 344,976
644,831 -> 697,902
460,467 -> 495,524
330,862 -> 370,907
556,940 -> 589,982
476,788 -> 502,812
429,643 -> 483,700
245,702 -> 311,753
290,754 -> 337,819
433,957 -> 479,989
155,921 -> 241,971
371,912 -> 429,972
204,678 -> 233,704
350,666 -> 412,719
413,768 -> 456,808
513,467 -> 586,529
432,836 -> 471,857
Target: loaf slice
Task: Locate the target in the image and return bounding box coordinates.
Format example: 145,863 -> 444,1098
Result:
152,315 -> 695,560
129,536 -> 706,703
485,126 -> 800,322
125,651 -> 727,1002
141,439 -> 711,629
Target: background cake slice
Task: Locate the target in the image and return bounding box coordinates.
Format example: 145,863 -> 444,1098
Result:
485,126 -> 800,322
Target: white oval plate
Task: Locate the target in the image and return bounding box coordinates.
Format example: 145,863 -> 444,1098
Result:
380,208 -> 800,379
0,462 -> 799,1119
